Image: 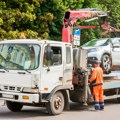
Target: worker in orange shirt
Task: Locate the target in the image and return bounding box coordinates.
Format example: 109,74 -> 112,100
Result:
89,60 -> 104,110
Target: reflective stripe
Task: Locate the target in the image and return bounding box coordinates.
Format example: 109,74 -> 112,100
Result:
92,82 -> 103,86
99,101 -> 104,106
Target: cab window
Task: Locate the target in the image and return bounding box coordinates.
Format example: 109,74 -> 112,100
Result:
66,47 -> 71,64
43,46 -> 62,66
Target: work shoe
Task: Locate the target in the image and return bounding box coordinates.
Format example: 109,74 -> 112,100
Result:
100,106 -> 104,111
94,105 -> 100,110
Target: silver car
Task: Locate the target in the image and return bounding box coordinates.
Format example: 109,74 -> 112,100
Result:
82,38 -> 120,73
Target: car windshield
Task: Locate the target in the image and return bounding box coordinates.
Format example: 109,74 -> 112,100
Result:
0,44 -> 40,70
82,39 -> 110,47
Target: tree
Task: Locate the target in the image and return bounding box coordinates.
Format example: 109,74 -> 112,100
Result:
0,0 -> 53,40
0,0 -> 85,40
0,0 -> 119,42
98,0 -> 120,37
78,0 -> 107,44
40,0 -> 85,41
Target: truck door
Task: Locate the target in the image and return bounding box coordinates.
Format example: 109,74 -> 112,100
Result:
40,44 -> 63,93
62,45 -> 73,85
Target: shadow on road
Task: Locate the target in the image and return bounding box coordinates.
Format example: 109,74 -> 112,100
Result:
0,99 -> 119,118
68,98 -> 119,112
0,106 -> 50,119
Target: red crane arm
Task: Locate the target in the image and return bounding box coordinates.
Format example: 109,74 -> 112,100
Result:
62,8 -> 120,44
62,8 -> 108,43
74,26 -> 98,29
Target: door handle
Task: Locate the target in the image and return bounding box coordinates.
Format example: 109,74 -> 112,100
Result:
59,77 -> 63,80
18,72 -> 26,74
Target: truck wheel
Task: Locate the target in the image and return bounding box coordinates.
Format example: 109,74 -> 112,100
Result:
46,91 -> 64,115
117,98 -> 120,103
6,101 -> 23,112
101,54 -> 111,74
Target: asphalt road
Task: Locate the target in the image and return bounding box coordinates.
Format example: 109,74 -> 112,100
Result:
0,99 -> 120,120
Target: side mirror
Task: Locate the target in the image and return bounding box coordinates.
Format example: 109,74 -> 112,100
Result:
46,47 -> 53,61
45,46 -> 53,72
113,44 -> 120,48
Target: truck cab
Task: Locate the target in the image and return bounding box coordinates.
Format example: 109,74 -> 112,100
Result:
0,39 -> 73,115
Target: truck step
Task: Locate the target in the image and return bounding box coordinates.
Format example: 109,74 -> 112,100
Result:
104,94 -> 120,100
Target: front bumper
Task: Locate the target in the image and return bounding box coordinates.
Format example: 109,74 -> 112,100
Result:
87,52 -> 102,64
0,91 -> 40,103
88,56 -> 98,61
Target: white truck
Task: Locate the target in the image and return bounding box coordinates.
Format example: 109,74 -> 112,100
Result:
0,39 -> 87,115
0,39 -> 120,115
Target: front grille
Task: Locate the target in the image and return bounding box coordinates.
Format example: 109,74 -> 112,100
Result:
88,57 -> 98,61
1,85 -> 22,92
9,86 -> 15,90
4,86 -> 8,90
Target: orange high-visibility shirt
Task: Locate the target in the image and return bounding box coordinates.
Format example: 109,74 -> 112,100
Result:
89,67 -> 103,85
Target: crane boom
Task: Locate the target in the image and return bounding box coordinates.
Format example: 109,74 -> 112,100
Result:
63,8 -> 107,25
62,8 -> 120,44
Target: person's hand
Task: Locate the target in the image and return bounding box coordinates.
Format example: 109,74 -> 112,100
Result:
88,79 -> 90,83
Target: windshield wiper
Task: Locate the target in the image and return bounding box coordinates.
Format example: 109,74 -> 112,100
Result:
23,69 -> 31,73
19,68 -> 31,74
0,64 -> 9,72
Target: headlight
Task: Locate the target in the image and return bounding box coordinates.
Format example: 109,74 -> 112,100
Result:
88,48 -> 99,53
22,87 -> 39,93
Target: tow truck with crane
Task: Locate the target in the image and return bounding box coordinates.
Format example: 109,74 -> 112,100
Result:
0,8 -> 120,115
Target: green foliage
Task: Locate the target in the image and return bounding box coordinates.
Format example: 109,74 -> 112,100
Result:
39,0 -> 66,41
62,0 -> 84,9
0,0 -> 120,44
0,28 -> 7,40
98,0 -> 120,37
0,0 -> 48,39
99,0 -> 120,27
0,18 -> 3,26
24,29 -> 38,39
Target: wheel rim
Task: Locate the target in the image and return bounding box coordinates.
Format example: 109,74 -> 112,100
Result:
102,54 -> 111,70
54,96 -> 62,110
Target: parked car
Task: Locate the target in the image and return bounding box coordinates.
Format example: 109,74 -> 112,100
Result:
82,38 -> 120,73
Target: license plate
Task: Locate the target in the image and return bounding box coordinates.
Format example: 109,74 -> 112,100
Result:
2,94 -> 14,99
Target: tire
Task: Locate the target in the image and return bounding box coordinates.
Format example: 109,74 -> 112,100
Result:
6,101 -> 23,112
101,54 -> 112,74
46,91 -> 65,115
117,98 -> 120,103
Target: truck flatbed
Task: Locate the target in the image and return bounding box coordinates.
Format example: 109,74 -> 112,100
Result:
103,71 -> 120,90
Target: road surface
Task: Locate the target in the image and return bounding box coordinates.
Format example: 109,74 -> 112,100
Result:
0,99 -> 120,120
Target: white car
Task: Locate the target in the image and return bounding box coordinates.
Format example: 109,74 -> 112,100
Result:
82,38 -> 120,73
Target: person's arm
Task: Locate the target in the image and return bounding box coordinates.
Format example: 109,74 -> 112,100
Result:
89,69 -> 96,83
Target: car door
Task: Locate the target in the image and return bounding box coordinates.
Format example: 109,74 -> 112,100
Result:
111,38 -> 120,65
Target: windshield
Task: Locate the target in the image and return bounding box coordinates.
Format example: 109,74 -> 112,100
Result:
82,39 -> 110,47
0,44 -> 40,70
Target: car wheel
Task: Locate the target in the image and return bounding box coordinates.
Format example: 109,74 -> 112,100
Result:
101,54 -> 111,74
